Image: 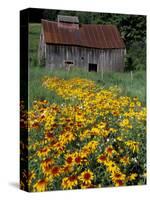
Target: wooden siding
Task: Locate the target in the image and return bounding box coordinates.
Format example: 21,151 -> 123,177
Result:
38,28 -> 46,64
43,44 -> 125,72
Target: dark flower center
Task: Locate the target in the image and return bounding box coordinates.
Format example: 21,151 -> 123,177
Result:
84,173 -> 91,180
66,157 -> 73,164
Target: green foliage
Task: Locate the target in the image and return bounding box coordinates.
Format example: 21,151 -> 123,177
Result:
125,41 -> 146,71
29,24 -> 41,67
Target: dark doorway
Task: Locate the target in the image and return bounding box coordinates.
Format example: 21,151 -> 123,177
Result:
89,63 -> 97,72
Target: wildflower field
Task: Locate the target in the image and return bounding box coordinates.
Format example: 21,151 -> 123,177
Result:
21,69 -> 146,192
20,23 -> 146,192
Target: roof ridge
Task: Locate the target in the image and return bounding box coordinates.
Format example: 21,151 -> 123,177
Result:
41,20 -> 125,49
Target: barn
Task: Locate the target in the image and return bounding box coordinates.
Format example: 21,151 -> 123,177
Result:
38,15 -> 126,72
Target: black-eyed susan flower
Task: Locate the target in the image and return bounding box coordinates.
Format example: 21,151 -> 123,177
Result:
64,154 -> 74,165
28,170 -> 36,185
80,182 -> 95,189
44,131 -> 55,142
53,141 -> 65,152
105,145 -> 118,157
74,152 -> 83,165
37,147 -> 50,158
114,179 -> 124,187
105,160 -> 120,174
97,154 -> 107,164
40,158 -> 54,172
50,166 -> 61,177
128,173 -> 138,181
62,164 -> 74,174
59,131 -> 76,144
33,179 -> 48,192
43,165 -> 61,178
120,156 -> 130,166
125,140 -> 139,153
110,171 -> 126,185
79,170 -> 94,185
119,118 -> 132,129
61,175 -> 78,189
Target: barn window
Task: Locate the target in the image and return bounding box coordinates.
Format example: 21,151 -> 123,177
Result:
64,60 -> 74,71
64,60 -> 74,65
89,63 -> 97,72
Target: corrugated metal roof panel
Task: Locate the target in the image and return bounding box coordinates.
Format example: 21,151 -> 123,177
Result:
42,19 -> 125,49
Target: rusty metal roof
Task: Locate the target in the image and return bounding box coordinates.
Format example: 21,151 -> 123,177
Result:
41,19 -> 125,49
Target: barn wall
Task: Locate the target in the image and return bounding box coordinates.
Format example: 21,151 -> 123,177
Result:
38,29 -> 46,65
44,44 -> 125,72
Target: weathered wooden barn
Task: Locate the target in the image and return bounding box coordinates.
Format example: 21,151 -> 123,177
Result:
38,15 -> 126,72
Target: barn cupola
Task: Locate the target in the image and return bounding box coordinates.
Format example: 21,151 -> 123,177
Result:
57,15 -> 79,30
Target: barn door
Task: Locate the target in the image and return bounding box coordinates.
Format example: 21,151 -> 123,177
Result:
89,63 -> 97,72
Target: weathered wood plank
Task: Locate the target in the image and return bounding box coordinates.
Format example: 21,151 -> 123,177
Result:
43,44 -> 125,72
